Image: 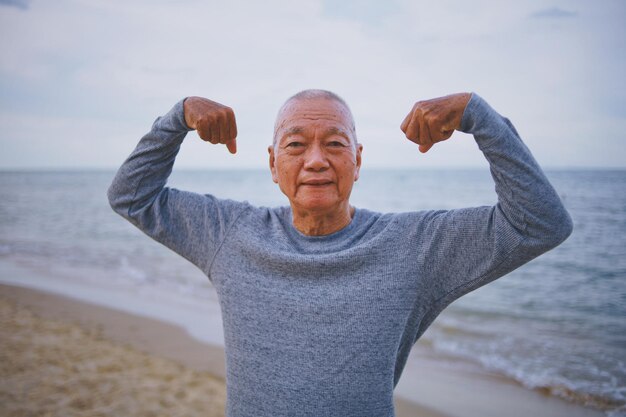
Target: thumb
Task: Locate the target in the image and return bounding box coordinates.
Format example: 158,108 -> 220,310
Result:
226,138 -> 237,154
418,143 -> 433,153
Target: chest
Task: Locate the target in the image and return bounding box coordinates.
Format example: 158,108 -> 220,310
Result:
211,235 -> 423,350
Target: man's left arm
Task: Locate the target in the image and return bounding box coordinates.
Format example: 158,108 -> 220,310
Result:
401,93 -> 573,330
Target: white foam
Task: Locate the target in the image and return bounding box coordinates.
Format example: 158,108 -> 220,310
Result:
0,257 -> 225,346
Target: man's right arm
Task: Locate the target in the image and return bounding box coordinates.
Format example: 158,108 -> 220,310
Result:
107,98 -> 246,276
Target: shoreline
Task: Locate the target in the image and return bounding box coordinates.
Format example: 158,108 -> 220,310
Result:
0,283 -> 447,417
0,282 -> 607,417
0,284 -> 227,417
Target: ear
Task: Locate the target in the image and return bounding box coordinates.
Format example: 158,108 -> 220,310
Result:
268,145 -> 278,184
354,143 -> 363,182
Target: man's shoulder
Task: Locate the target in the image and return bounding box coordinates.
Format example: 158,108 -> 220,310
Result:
350,207 -> 440,235
355,207 -> 439,221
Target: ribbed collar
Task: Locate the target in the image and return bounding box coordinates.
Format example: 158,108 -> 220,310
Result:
279,207 -> 367,254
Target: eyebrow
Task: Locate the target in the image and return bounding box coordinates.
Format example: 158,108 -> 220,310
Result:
280,126 -> 351,141
324,126 -> 351,140
282,126 -> 304,138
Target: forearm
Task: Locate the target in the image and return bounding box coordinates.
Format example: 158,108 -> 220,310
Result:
460,94 -> 573,250
107,99 -> 191,222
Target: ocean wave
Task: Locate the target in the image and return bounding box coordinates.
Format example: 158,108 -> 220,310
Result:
422,316 -> 626,415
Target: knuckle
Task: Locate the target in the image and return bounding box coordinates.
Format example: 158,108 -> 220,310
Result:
424,110 -> 438,124
216,111 -> 229,125
217,107 -> 229,118
198,115 -> 211,127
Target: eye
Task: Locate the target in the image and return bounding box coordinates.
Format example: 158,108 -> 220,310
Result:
286,141 -> 304,148
327,140 -> 348,148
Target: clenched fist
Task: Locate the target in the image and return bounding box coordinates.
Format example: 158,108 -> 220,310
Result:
184,96 -> 238,154
400,93 -> 471,153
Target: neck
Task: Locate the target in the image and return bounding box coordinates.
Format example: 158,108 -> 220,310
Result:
291,204 -> 355,236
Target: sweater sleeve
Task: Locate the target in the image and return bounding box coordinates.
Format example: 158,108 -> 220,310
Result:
415,93 -> 573,333
107,100 -> 248,277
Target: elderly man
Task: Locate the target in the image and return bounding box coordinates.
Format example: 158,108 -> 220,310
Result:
108,90 -> 572,416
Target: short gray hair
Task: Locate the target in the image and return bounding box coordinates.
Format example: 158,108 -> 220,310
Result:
273,89 -> 357,146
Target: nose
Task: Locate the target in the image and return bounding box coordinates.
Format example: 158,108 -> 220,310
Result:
303,143 -> 329,171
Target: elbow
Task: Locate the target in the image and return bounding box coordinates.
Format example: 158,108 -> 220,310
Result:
107,183 -> 120,212
540,207 -> 574,250
553,210 -> 574,246
107,177 -> 163,224
107,180 -> 129,217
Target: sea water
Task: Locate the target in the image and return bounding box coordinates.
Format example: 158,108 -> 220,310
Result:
0,169 -> 624,416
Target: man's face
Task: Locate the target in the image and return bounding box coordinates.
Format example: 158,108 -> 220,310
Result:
269,98 -> 363,215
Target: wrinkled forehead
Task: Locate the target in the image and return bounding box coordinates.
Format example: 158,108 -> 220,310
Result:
273,98 -> 355,141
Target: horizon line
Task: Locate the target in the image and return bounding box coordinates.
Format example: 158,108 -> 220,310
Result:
1,166 -> 625,172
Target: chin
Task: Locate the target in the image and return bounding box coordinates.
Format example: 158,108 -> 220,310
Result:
295,197 -> 341,213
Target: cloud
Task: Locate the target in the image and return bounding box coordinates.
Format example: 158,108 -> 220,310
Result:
0,0 -> 28,10
322,0 -> 400,26
530,7 -> 578,19
0,0 -> 625,169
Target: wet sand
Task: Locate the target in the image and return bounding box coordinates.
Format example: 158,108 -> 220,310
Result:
0,287 -> 227,417
1,283 -> 606,417
0,284 -> 447,417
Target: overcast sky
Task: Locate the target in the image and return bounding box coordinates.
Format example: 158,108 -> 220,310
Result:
1,0 -> 624,169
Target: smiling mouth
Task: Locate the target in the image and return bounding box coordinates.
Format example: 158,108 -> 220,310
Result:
301,180 -> 333,186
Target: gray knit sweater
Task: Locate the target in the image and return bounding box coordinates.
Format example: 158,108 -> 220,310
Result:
108,94 -> 573,417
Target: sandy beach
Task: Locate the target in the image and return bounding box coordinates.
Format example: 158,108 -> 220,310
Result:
0,283 -> 606,417
0,285 -> 227,417
0,284 -> 446,417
